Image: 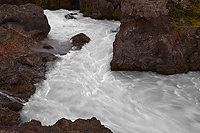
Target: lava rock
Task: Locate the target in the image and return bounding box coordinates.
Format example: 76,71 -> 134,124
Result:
64,13 -> 77,19
0,4 -> 50,40
79,0 -> 121,20
70,33 -> 91,50
111,0 -> 200,75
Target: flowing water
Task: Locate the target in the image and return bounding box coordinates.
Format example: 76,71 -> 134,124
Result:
20,9 -> 200,133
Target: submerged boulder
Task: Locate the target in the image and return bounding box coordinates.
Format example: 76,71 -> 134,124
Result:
111,0 -> 200,75
70,33 -> 91,50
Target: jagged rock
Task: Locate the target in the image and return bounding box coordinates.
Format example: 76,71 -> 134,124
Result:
0,107 -> 20,128
79,0 -> 121,20
111,0 -> 200,74
70,33 -> 91,50
1,117 -> 112,133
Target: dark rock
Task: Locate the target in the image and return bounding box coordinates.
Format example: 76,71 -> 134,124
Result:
10,117 -> 112,133
0,0 -> 80,10
111,0 -> 200,75
0,92 -> 23,111
70,33 -> 91,50
0,4 -> 50,40
43,44 -> 54,49
64,13 -> 77,19
0,107 -> 20,128
79,0 -> 121,20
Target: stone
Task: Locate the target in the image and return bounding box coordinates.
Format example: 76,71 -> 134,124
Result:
70,33 -> 91,50
111,0 -> 200,74
79,0 -> 121,20
0,4 -> 50,40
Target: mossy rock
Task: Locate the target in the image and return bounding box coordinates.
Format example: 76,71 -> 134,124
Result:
171,0 -> 200,29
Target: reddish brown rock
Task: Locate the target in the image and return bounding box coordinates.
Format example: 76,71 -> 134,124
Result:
79,0 -> 121,20
1,117 -> 112,133
111,0 -> 200,74
70,33 -> 91,50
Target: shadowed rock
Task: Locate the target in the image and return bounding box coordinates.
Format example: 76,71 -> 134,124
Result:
111,0 -> 200,75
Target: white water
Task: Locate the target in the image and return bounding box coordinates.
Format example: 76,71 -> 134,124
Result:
20,9 -> 200,133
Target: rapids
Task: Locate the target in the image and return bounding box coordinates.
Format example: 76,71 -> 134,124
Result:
20,9 -> 200,133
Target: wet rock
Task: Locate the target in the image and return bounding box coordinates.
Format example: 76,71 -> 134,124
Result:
0,4 -> 50,40
111,0 -> 200,75
0,107 -> 20,128
70,33 -> 91,50
64,13 -> 77,19
79,0 -> 121,20
10,117 -> 112,133
0,93 -> 23,111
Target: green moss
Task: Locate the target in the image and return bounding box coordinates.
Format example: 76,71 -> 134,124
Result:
171,0 -> 200,29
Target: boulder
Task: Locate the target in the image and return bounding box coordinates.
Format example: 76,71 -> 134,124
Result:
0,4 -> 50,40
0,107 -> 20,128
79,0 -> 121,20
111,0 -> 200,74
70,33 -> 91,50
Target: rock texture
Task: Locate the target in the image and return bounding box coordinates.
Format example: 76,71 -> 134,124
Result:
111,0 -> 200,74
0,0 -> 80,10
79,0 -> 121,20
0,3 -> 56,129
70,33 -> 91,50
0,117 -> 112,133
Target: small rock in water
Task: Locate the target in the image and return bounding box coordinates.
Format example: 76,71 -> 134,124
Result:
43,44 -> 54,49
64,13 -> 78,19
110,27 -> 119,33
70,33 -> 91,50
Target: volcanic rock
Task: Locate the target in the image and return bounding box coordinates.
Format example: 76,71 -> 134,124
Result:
111,0 -> 200,74
70,33 -> 91,50
79,0 -> 121,20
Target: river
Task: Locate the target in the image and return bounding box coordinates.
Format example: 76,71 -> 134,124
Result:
20,9 -> 200,133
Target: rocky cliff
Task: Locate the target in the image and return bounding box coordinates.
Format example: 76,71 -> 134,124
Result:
111,0 -> 200,75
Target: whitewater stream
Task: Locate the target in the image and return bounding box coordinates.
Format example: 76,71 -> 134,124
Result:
20,9 -> 200,133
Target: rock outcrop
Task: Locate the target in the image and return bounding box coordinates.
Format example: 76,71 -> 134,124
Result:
79,0 -> 121,20
1,117 -> 112,133
0,3 -> 56,129
0,0 -> 80,10
111,0 -> 200,75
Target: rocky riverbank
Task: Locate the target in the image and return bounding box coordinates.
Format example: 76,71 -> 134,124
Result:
0,3 -> 111,132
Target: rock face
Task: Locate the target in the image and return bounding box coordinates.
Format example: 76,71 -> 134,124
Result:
0,0 -> 80,10
111,0 -> 200,74
79,0 -> 121,20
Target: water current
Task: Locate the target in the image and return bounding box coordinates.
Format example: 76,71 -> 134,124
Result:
20,9 -> 200,133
